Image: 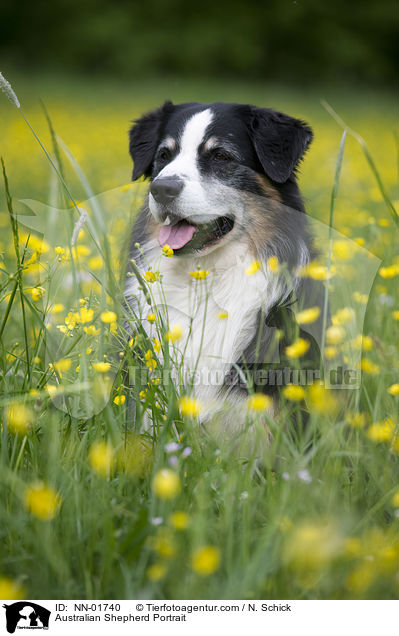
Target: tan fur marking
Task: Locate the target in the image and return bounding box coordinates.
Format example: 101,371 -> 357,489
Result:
255,173 -> 282,203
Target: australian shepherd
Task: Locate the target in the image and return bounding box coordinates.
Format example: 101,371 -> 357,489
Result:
125,101 -> 323,431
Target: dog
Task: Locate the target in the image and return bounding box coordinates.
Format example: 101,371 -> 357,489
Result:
125,101 -> 323,431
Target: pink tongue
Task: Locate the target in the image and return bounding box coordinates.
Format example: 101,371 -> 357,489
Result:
158,222 -> 197,249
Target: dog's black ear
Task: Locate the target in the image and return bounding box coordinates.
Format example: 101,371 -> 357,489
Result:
129,101 -> 174,180
248,107 -> 313,183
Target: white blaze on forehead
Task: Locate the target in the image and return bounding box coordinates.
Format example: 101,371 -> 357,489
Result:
158,108 -> 214,179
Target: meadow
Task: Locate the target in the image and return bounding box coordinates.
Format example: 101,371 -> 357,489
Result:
0,72 -> 399,600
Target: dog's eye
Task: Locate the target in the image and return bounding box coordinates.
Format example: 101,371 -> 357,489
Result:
212,150 -> 231,162
157,148 -> 171,162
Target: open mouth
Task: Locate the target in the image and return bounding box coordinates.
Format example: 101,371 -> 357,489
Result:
158,216 -> 235,253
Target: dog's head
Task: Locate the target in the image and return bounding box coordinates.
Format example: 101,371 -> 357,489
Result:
129,101 -> 313,255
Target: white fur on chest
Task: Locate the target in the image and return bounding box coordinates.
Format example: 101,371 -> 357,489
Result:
126,238 -> 285,407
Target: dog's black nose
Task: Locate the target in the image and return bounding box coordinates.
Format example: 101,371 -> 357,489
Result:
150,177 -> 184,205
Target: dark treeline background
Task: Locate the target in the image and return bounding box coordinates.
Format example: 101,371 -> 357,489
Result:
1,0 -> 398,84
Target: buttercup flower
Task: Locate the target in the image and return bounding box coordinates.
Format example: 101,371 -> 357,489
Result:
147,562 -> 167,582
170,511 -> 190,530
92,362 -> 111,373
162,244 -> 174,257
296,306 -> 320,325
191,546 -> 221,576
24,482 -> 62,520
5,403 -> 33,435
247,393 -> 272,412
282,385 -> 305,401
285,338 -> 310,358
267,256 -> 279,273
0,577 -> 25,600
166,324 -> 183,342
100,311 -> 117,324
89,441 -> 115,477
152,469 -> 181,499
387,383 -> 399,396
144,270 -> 159,283
189,269 -> 209,280
179,396 -> 203,417
325,325 -> 346,345
245,260 -> 261,275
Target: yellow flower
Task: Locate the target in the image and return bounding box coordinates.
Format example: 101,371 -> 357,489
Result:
151,530 -> 177,558
392,310 -> 399,321
147,562 -> 167,582
54,358 -> 72,373
296,306 -> 320,325
24,482 -> 61,521
144,270 -> 159,283
86,347 -> 92,355
360,358 -> 380,375
325,325 -> 345,345
31,286 -> 45,301
89,441 -> 115,477
388,383 -> 399,396
346,412 -> 367,428
179,395 -> 203,417
353,291 -> 368,304
152,338 -> 161,353
0,577 -> 25,600
391,492 -> 399,507
54,246 -> 66,256
84,325 -> 100,336
284,521 -> 342,571
324,346 -> 338,359
268,256 -> 279,273
65,311 -> 80,330
189,269 -> 210,280
20,233 -> 49,254
191,546 -> 221,576
282,385 -> 305,401
79,307 -> 94,324
170,511 -> 190,530
379,264 -> 399,278
162,244 -> 174,257
218,311 -> 228,319
354,237 -> 365,246
5,403 -> 33,435
332,307 -> 354,325
72,244 -> 91,259
352,335 -> 373,351
100,311 -> 117,324
88,256 -> 103,270
333,240 -> 351,260
152,469 -> 181,499
147,313 -> 156,323
299,262 -> 335,280
285,338 -> 310,358
56,325 -> 68,334
92,362 -> 111,373
50,303 -> 64,314
113,395 -> 126,405
166,324 -> 183,342
46,384 -> 59,398
247,393 -> 272,412
139,390 -> 147,400
367,419 -> 395,442
308,383 -> 339,415
245,260 -> 261,275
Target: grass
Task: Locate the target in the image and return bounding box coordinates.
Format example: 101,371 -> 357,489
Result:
0,72 -> 399,600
